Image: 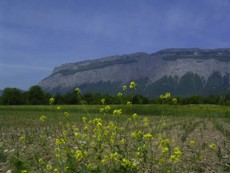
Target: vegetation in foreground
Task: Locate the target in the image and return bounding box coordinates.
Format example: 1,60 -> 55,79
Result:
0,82 -> 230,173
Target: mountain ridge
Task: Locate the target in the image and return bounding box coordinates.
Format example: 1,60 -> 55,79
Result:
38,48 -> 230,97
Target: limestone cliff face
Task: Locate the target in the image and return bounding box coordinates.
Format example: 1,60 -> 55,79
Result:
38,48 -> 230,96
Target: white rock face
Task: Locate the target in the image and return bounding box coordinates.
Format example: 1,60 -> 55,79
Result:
38,48 -> 230,93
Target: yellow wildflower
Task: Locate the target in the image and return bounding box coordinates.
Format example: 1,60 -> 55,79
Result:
113,109 -> 122,116
169,147 -> 182,163
119,139 -> 125,145
49,97 -> 55,105
132,113 -> 138,119
55,153 -> 61,158
132,162 -> 137,168
158,158 -> 165,166
19,135 -> 25,142
82,116 -> 87,122
172,98 -> 177,104
143,133 -> 153,141
84,125 -> 88,131
121,158 -> 131,167
87,163 -> 96,170
46,164 -> 52,170
53,168 -> 59,173
100,107 -> 104,113
97,122 -> 102,128
161,147 -> 169,153
165,92 -> 171,99
110,152 -> 119,163
170,155 -> 180,163
117,92 -> 122,96
64,112 -> 70,117
190,140 -> 196,147
101,156 -> 109,165
127,101 -> 132,105
62,130 -> 67,136
38,158 -> 43,164
39,115 -> 46,122
75,150 -> 84,161
173,147 -> 182,155
129,81 -> 137,89
160,95 -> 165,99
74,132 -> 80,139
131,130 -> 142,139
101,98 -> 105,104
143,117 -> 149,127
75,88 -> 81,94
135,151 -> 141,156
55,147 -> 60,153
105,105 -> 111,112
55,138 -> 65,145
209,143 -> 217,149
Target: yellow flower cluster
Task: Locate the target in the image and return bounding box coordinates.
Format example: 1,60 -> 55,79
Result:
117,92 -> 122,97
39,115 -> 46,122
113,109 -> 122,116
110,152 -> 119,163
169,147 -> 182,164
19,135 -> 25,142
126,101 -> 132,105
64,111 -> 70,117
131,130 -> 142,139
190,139 -> 196,147
34,81 -> 187,172
46,164 -> 52,171
75,150 -> 87,161
129,81 -> 137,89
132,113 -> 138,119
209,143 -> 217,149
142,117 -> 149,127
158,134 -> 170,154
160,92 -> 171,100
100,105 -> 111,114
143,133 -> 153,141
172,98 -> 177,104
101,98 -> 105,104
160,92 -> 178,105
49,97 -> 55,105
55,138 -> 65,145
75,88 -> 81,94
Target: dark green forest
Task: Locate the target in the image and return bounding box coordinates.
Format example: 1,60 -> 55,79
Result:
1,85 -> 230,105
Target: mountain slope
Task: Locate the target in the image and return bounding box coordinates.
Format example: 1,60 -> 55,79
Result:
38,48 -> 230,97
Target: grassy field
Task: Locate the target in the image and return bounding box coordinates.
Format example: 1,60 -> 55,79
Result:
0,104 -> 230,172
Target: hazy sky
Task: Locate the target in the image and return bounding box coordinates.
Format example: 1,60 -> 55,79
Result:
1,0 -> 230,90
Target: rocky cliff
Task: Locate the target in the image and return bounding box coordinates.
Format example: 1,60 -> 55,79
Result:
38,48 -> 230,97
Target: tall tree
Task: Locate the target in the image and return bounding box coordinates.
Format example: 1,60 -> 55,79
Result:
1,88 -> 24,105
27,85 -> 48,105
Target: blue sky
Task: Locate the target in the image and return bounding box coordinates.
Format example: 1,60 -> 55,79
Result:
1,0 -> 230,90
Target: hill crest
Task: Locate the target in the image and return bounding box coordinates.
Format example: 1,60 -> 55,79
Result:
38,48 -> 230,97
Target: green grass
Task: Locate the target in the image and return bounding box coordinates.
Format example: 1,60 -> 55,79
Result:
1,104 -> 230,118
1,104 -> 230,128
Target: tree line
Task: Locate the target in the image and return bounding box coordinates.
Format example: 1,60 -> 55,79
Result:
1,85 -> 230,105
